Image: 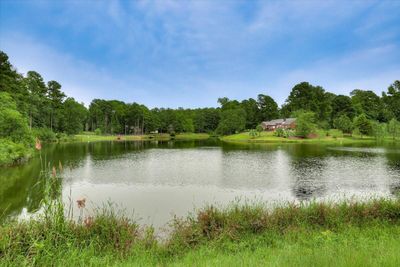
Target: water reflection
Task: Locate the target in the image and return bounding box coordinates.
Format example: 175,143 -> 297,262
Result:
290,157 -> 327,201
1,139 -> 399,226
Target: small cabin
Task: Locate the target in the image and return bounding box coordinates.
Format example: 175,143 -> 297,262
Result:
260,118 -> 296,131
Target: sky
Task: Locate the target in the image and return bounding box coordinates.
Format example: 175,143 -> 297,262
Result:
0,0 -> 399,108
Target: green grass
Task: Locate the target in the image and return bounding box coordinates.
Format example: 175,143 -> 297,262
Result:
1,168 -> 399,266
221,131 -> 382,145
1,194 -> 399,266
72,132 -> 210,142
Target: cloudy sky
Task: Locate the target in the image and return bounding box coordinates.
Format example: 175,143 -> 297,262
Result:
0,0 -> 399,108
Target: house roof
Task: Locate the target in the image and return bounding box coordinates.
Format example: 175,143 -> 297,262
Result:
261,118 -> 296,126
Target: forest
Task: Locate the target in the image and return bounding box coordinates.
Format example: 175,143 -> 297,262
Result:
1,50 -> 399,165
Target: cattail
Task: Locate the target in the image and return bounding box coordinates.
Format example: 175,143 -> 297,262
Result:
52,166 -> 57,178
35,138 -> 42,150
77,198 -> 86,209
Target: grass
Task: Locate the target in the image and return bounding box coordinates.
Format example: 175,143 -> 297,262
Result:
72,132 -> 210,142
221,131 -> 384,145
1,169 -> 399,267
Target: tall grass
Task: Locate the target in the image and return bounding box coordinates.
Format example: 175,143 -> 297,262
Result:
1,169 -> 399,266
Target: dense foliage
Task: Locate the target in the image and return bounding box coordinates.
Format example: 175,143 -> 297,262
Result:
1,50 -> 399,164
0,92 -> 34,165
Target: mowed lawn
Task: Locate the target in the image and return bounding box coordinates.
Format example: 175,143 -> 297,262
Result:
73,132 -> 210,142
221,131 -> 378,145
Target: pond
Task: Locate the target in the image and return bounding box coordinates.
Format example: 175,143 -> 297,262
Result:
1,139 -> 400,228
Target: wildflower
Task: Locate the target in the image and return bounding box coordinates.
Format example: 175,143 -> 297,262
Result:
35,138 -> 42,150
77,198 -> 86,209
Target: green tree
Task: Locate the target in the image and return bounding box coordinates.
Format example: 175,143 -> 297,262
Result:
241,98 -> 261,128
351,89 -> 384,121
382,80 -> 400,121
285,82 -> 332,121
333,115 -> 353,134
24,71 -> 49,129
61,98 -> 87,135
294,111 -> 316,138
216,108 -> 246,135
47,80 -> 66,131
182,118 -> 195,133
257,94 -> 279,121
331,95 -> 355,121
353,114 -> 373,137
0,51 -> 27,114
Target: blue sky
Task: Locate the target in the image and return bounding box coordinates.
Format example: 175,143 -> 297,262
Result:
1,0 -> 399,108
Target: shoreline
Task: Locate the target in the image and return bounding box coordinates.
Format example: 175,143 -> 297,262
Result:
1,197 -> 399,266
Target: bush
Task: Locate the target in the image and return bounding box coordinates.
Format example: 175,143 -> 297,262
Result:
328,129 -> 343,138
274,128 -> 285,137
294,111 -> 316,138
56,132 -> 70,142
274,128 -> 295,138
0,92 -> 33,146
333,115 -> 353,133
316,129 -> 327,138
372,122 -> 387,141
0,92 -> 33,165
249,129 -> 258,138
94,128 -> 102,135
256,125 -> 263,134
353,114 -> 373,137
0,138 -> 30,165
33,128 -> 57,142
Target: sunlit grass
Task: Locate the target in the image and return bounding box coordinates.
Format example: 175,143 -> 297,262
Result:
221,131 -> 381,145
72,132 -> 210,142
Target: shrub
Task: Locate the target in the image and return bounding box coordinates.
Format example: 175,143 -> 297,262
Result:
0,138 -> 30,165
94,128 -> 102,135
328,129 -> 343,138
256,125 -> 263,134
372,122 -> 387,141
274,128 -> 295,138
249,129 -> 258,138
353,114 -> 373,137
316,129 -> 327,138
274,128 -> 285,137
0,92 -> 33,165
33,128 -> 57,142
387,118 -> 400,140
56,132 -> 70,142
333,115 -> 353,133
294,111 -> 316,138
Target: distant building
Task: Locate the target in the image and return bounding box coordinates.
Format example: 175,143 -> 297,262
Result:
260,118 -> 296,131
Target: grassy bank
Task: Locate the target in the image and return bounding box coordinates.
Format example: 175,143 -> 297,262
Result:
221,131 -> 385,145
1,194 -> 399,266
72,132 -> 210,142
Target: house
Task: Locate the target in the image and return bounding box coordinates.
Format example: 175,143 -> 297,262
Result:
260,118 -> 296,131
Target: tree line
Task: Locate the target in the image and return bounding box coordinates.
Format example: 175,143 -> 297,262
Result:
1,50 -> 399,163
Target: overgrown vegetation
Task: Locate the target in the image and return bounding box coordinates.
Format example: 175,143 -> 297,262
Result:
1,167 -> 399,266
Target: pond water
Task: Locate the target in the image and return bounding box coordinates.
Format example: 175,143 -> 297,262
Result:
1,139 -> 399,228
